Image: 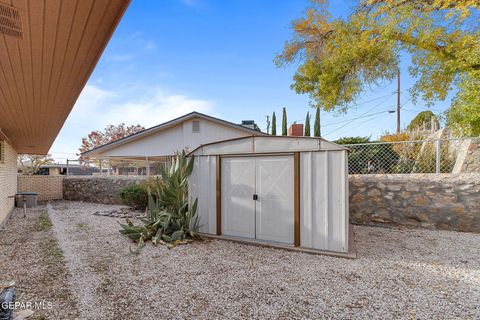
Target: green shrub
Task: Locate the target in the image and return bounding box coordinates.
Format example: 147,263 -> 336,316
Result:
335,136 -> 399,174
119,184 -> 148,210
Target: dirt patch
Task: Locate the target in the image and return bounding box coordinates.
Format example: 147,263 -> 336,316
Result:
0,206 -> 79,319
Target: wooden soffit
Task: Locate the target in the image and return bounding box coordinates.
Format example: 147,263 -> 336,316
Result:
0,0 -> 130,154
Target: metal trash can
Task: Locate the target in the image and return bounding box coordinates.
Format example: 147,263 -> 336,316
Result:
15,192 -> 38,208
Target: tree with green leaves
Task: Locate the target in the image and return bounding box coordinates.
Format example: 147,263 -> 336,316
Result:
334,136 -> 399,174
271,112 -> 277,135
282,107 -> 287,136
407,110 -> 440,131
304,111 -> 311,136
446,77 -> 480,137
275,0 -> 480,114
313,107 -> 321,137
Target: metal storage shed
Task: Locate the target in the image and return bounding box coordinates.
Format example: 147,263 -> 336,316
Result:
188,136 -> 352,256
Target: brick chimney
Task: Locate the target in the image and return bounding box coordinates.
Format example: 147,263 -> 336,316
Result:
288,123 -> 303,136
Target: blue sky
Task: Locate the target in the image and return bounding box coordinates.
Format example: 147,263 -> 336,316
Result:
50,0 -> 453,161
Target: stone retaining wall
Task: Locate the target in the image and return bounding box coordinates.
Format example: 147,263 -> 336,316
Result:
349,174 -> 480,233
463,141 -> 480,173
62,174 -> 479,233
63,176 -> 147,204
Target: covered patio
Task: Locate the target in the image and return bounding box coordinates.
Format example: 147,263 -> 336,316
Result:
67,155 -> 174,176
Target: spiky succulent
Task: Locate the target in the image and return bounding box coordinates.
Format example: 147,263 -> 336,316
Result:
119,151 -> 199,254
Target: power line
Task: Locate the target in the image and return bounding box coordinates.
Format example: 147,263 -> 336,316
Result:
324,96 -> 414,137
324,94 -> 396,135
329,115 -> 381,138
268,93 -> 398,130
322,109 -> 395,128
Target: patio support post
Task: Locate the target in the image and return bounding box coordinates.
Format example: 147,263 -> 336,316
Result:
99,158 -> 102,176
146,156 -> 150,176
107,157 -> 111,176
66,159 -> 70,176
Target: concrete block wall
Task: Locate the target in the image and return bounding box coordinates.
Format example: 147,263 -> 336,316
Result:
17,175 -> 64,201
0,141 -> 18,225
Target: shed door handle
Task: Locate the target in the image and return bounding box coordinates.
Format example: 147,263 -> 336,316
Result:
253,194 -> 258,201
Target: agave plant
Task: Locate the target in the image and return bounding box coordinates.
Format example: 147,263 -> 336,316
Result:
119,151 -> 199,254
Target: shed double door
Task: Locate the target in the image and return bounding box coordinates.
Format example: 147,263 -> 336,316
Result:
221,156 -> 294,244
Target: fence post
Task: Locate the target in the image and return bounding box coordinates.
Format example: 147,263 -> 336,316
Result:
435,140 -> 441,174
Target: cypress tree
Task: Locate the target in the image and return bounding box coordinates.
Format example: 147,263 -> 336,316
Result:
282,107 -> 287,136
304,111 -> 311,136
271,112 -> 276,135
314,107 -> 321,137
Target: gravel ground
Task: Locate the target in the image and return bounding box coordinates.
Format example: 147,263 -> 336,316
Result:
0,206 -> 79,319
4,200 -> 480,319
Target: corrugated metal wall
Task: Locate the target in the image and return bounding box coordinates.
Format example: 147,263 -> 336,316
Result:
300,151 -> 349,253
189,155 -> 217,234
189,149 -> 349,253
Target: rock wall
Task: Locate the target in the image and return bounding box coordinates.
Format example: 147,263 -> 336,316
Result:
63,176 -> 147,204
63,174 -> 480,233
349,174 -> 480,232
462,141 -> 480,173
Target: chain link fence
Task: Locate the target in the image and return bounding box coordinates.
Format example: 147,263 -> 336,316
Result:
342,137 -> 480,174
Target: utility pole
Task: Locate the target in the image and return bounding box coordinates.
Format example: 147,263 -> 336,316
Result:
396,69 -> 401,133
265,115 -> 271,134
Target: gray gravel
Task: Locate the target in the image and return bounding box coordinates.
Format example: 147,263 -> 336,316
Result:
46,200 -> 480,320
0,206 -> 79,319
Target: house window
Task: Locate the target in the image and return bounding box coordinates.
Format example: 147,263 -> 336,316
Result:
192,120 -> 200,133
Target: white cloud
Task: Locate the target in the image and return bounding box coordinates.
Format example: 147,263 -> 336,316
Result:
71,84 -> 213,127
65,85 -> 117,125
110,92 -> 212,127
144,40 -> 156,52
109,54 -> 134,62
49,84 -> 214,161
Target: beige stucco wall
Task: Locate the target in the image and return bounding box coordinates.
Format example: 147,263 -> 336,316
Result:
0,141 -> 18,225
17,175 -> 64,201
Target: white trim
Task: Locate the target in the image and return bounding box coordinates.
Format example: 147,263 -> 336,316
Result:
191,136 -> 347,156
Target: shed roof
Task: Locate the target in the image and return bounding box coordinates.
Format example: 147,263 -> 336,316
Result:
189,136 -> 347,156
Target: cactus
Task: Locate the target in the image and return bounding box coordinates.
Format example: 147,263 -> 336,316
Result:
119,151 -> 199,253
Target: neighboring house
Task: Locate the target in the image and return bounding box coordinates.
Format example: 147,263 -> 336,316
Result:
81,112 -> 265,163
0,0 -> 130,225
35,164 -> 99,176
